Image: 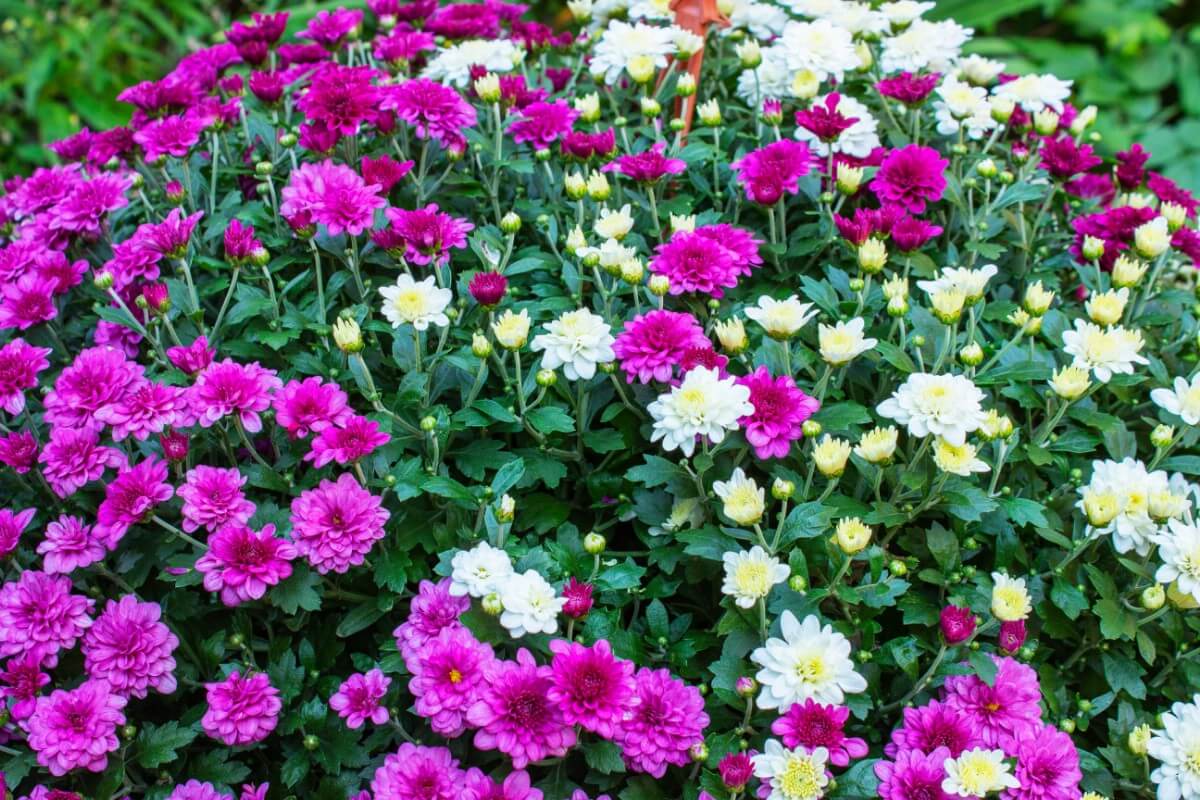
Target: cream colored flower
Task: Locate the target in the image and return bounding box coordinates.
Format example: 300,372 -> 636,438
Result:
492,309 -> 531,349
594,204 -> 633,239
713,468 -> 766,526
714,318 -> 749,353
744,295 -> 818,340
813,435 -> 852,478
379,274 -> 452,331
990,572 -> 1032,622
1085,288 -> 1129,327
933,438 -> 990,477
819,318 -> 877,366
942,748 -> 1020,798
1050,365 -> 1091,401
855,426 -> 899,464
834,518 -> 872,555
722,545 -> 789,608
1134,216 -> 1171,259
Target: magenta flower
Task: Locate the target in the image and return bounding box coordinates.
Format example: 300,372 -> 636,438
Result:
650,231 -> 740,297
1148,172 -> 1198,217
202,670 -> 281,746
394,578 -> 470,666
290,473 -> 389,574
0,272 -> 58,330
48,172 -> 131,237
876,746 -> 955,800
384,78 -> 478,151
616,667 -> 708,777
297,7 -> 363,49
0,429 -> 38,473
1002,722 -> 1082,800
0,507 -> 34,559
999,620 -> 1028,653
167,335 -> 215,374
771,699 -> 868,767
508,100 -> 579,147
561,577 -> 594,619
939,605 -> 977,644
737,366 -> 820,460
137,208 -> 204,259
374,30 -> 438,64
39,426 -> 125,499
280,160 -> 386,237
363,154 -> 414,194
410,626 -> 495,737
32,250 -> 88,294
248,71 -> 286,104
82,595 -> 178,699
178,465 -> 255,534
719,752 -> 754,790
427,3 -> 502,38
0,338 -> 51,414
870,145 -> 949,214
273,376 -> 352,438
7,164 -> 82,218
603,142 -> 686,183
468,648 -> 577,768
38,515 -> 107,574
462,767 -> 545,800
379,204 -> 474,267
330,668 -> 392,729
891,215 -> 943,252
27,680 -> 126,776
560,128 -> 616,161
94,380 -> 187,441
469,272 -> 508,307
547,638 -> 636,739
730,140 -> 814,205
161,429 -> 190,462
1040,135 -> 1102,180
189,358 -> 281,433
876,72 -> 941,106
1070,204 -> 1158,269
694,224 -> 763,278
885,698 -> 982,759
0,653 -> 50,721
133,114 -> 207,162
224,219 -> 263,263
305,414 -> 390,467
168,781 -> 234,800
612,309 -> 710,384
94,456 -> 174,547
371,743 -> 465,800
195,523 -> 297,607
795,93 -> 860,142
297,65 -> 383,136
943,656 -> 1043,749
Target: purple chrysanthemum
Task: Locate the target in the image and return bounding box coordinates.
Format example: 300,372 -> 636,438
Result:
615,667 -> 709,778
737,366 -> 821,460
612,310 -> 710,384
546,638 -> 636,739
467,648 -> 577,768
289,473 -> 389,574
942,656 -> 1043,750
82,595 -> 179,698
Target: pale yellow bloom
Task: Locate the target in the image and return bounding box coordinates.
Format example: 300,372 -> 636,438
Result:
1050,366 -> 1091,401
1085,288 -> 1129,327
813,435 -> 852,478
990,572 -> 1032,622
855,427 -> 899,464
492,309 -> 531,349
835,518 -> 872,555
714,318 -> 749,354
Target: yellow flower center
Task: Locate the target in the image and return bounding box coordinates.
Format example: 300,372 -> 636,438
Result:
993,587 -> 1027,619
958,755 -> 1000,796
734,560 -> 770,597
1185,386 -> 1200,414
393,289 -> 425,319
1184,746 -> 1200,775
1081,329 -> 1119,362
448,669 -> 463,684
778,754 -> 822,800
794,655 -> 829,684
676,387 -> 709,417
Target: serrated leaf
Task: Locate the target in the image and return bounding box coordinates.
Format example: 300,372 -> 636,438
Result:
135,721 -> 198,769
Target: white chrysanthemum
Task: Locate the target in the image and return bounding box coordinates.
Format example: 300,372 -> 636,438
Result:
992,72 -> 1073,113
879,0 -> 935,25
714,468 -> 767,526
957,54 -> 1006,85
1152,375 -> 1200,426
990,572 -> 1032,622
589,20 -> 678,84
497,569 -> 565,638
648,367 -> 753,456
1061,319 -> 1148,383
751,611 -> 868,708
753,740 -> 831,800
722,545 -> 789,608
778,19 -> 860,83
585,237 -> 637,270
934,438 -> 990,477
492,309 -> 531,349
595,205 -> 635,239
1148,695 -> 1200,800
450,542 -> 514,598
916,263 -> 998,301
530,308 -> 615,381
745,295 -> 819,339
628,0 -> 673,20
942,748 -> 1020,798
781,0 -> 847,17
1077,458 -> 1171,556
423,39 -> 521,86
795,94 -> 880,158
876,372 -> 987,447
819,317 -> 877,365
379,274 -> 452,331
934,75 -> 997,140
737,46 -> 792,106
727,1 -> 789,39
880,19 -> 972,74
1154,519 -> 1200,605
826,2 -> 890,35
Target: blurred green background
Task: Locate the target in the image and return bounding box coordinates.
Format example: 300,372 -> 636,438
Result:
2,0 -> 1198,190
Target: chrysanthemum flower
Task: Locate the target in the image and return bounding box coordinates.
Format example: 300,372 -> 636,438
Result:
305,414 -> 390,467
498,569 -> 565,638
531,308 -> 616,381
752,611 -> 867,709
730,140 -> 814,205
27,680 -> 126,776
202,670 -> 281,746
371,743 -> 466,800
613,310 -> 710,384
290,473 -> 389,574
37,514 -> 107,574
410,625 -> 495,737
0,653 -> 50,722
280,160 -> 386,236
942,656 -> 1042,750
468,648 -> 577,768
394,578 -> 470,664
384,78 -> 478,149
273,376 -> 352,438
82,595 -> 178,698
330,668 -> 392,729
753,739 -> 830,800
380,204 -> 474,267
94,457 -> 173,546
885,699 -> 983,759
0,506 -> 34,560
876,746 -> 955,800
0,429 -> 38,473
771,699 -> 868,767
166,781 -> 235,800
648,366 -> 754,456
736,366 -> 820,460
0,337 -> 51,414
547,638 -> 636,738
94,380 -> 187,441
877,372 -> 987,447
0,569 -> 94,664
379,273 -> 453,330
649,230 -> 741,297
195,523 -> 297,607
508,100 -> 579,148
616,666 -> 709,777
39,426 -> 125,499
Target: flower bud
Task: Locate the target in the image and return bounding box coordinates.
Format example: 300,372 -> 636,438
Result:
1033,109 -> 1060,136
813,435 -> 851,478
990,96 -> 1015,123
420,416 -> 438,433
1141,584 -> 1166,611
675,74 -> 696,97
735,676 -> 758,698
500,212 -> 522,234
998,619 -> 1026,653
857,238 -> 887,274
771,478 -> 795,500
640,96 -> 662,117
496,494 -> 516,523
1134,217 -> 1170,259
574,92 -> 600,123
698,98 -> 722,126
976,158 -> 998,179
690,743 -> 709,763
1111,255 -> 1148,289
735,40 -> 762,68
472,332 -> 493,359
1128,724 -> 1152,756
536,368 -> 558,387
940,605 -> 976,644
648,274 -> 671,296
93,271 -> 115,291
564,172 -> 587,201
1070,105 -> 1098,135
802,420 -> 822,438
587,173 -> 611,202
583,531 -> 607,554
1081,236 -> 1105,261
887,296 -> 909,317
789,575 -> 808,592
482,592 -> 504,615
836,164 -> 864,195
930,289 -> 965,324
714,318 -> 748,354
1050,366 -> 1090,400
255,160 -> 274,176
958,342 -> 984,366
1151,424 -> 1175,448
626,54 -> 656,84
474,73 -> 502,103
834,517 -> 872,555
619,259 -> 644,284
855,426 -> 898,464
1023,281 -> 1055,315
279,132 -> 298,148
1161,201 -> 1187,232
1082,489 -> 1119,527
332,317 -> 363,353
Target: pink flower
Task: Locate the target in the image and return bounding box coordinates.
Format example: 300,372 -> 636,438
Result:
136,208 -> 204,259
195,523 -> 297,607
719,752 -> 754,790
38,515 -> 107,574
615,667 -> 708,777
0,272 -> 58,330
330,668 -> 392,729
44,346 -> 144,432
942,656 -> 1043,750
39,426 -> 125,498
428,3 -> 501,38
27,680 -> 126,776
94,380 -> 187,441
167,336 -> 215,374
870,145 -> 949,214
273,376 -> 352,438
737,366 -> 820,460
508,100 -> 579,147
1115,143 -> 1150,190
371,743 -> 465,800
876,746 -> 955,800
385,78 -> 477,151
394,578 -> 470,665
179,465 -> 256,534
378,204 -> 474,266
694,224 -> 763,277
469,272 -> 508,307
133,114 -> 207,162
561,577 -> 594,618
795,92 -> 860,142
0,570 -> 93,663
0,507 -> 34,559
1148,172 -> 1198,217
82,595 -> 178,698
290,473 -> 389,574
224,219 -> 263,264
363,154 -> 414,194
410,626 -> 495,737
730,140 -> 814,205
298,7 -> 363,49
876,72 -> 941,105
560,128 -> 615,161
462,768 -> 544,800
168,781 -> 234,800
0,338 -> 51,414
94,456 -> 173,546
467,648 -> 577,768
7,164 -> 82,218
32,250 -> 87,294
374,30 -> 438,64
297,65 -> 383,136
771,699 -> 868,767
248,71 -> 286,104
603,142 -> 686,183
280,160 -> 386,237
1040,135 -> 1102,180
939,605 -> 977,644
1001,723 -> 1082,800
885,698 -> 983,759
48,172 -> 131,237
0,653 -> 50,721
161,429 -> 190,461
94,317 -> 143,358
999,620 -> 1027,654
613,310 -> 710,384
305,414 -> 390,467
0,429 -> 38,473
202,670 -> 281,746
190,358 -> 281,432
650,231 -> 740,297
891,215 -> 943,252
547,638 -> 636,739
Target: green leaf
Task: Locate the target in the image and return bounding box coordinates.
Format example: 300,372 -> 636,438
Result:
135,721 -> 198,769
836,758 -> 882,798
926,524 -> 960,571
1102,653 -> 1147,699
584,740 -> 627,774
968,649 -> 999,686
777,501 -> 834,545
271,565 -> 322,614
875,340 -> 916,373
490,457 -> 526,496
1000,497 -> 1048,528
336,602 -> 386,638
1050,579 -> 1089,620
527,406 -> 575,434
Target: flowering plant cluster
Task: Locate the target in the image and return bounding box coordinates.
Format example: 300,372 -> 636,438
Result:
1,1 -> 1199,800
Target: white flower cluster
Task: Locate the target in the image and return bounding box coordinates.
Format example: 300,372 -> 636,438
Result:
450,541 -> 566,637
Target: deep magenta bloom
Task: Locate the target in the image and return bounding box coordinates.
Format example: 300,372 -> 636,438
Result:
195,523 -> 297,607
273,376 -> 352,438
463,768 -> 544,800
330,668 -> 392,729
427,3 -> 501,38
48,172 -> 131,237
891,215 -> 943,252
167,781 -> 234,800
248,71 -> 286,104
612,310 -> 710,384
730,140 -> 814,205
719,752 -> 754,790
1039,135 -> 1102,180
167,335 -> 215,374
374,30 -> 438,64
289,473 -> 389,574
385,79 -> 477,150
0,507 -> 34,559
650,231 -> 740,297
560,128 -> 616,161
1173,227 -> 1200,264
795,93 -> 860,142
133,114 -> 207,162
394,578 -> 470,665
509,101 -> 579,148
37,514 -> 105,574
737,366 -> 820,460
877,72 -> 941,105
189,359 -> 281,433
942,656 -> 1043,749
280,160 -> 386,236
771,699 -> 868,767
379,204 -> 474,266
202,670 -> 281,746
561,577 -> 594,618
94,457 -> 173,546
363,154 -> 414,194
94,380 -> 187,441
547,638 -> 636,738
999,620 -> 1028,653
871,145 -> 949,214
1149,172 -> 1198,216
26,680 -> 126,776
1115,143 -> 1150,189
467,648 -> 577,768
161,429 -> 190,462
137,208 -> 203,259
603,142 -> 686,183
0,338 -> 50,414
1002,722 -> 1082,800
939,605 -> 977,644
0,653 -> 50,721
39,426 -> 125,498
297,8 -> 363,49
0,429 -> 37,473
876,746 -> 955,800
305,414 -> 390,467
1070,204 -> 1158,268
82,595 -> 178,699
410,626 -> 495,737
297,65 -> 383,136
1,569 -> 94,663
224,219 -> 262,263
885,698 -> 983,759
0,273 -> 58,330
371,743 -> 465,800
616,667 -> 708,777
694,224 -> 763,277
470,272 -> 508,307
178,465 -> 256,534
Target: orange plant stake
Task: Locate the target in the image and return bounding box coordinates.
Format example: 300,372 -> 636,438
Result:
662,0 -> 729,141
